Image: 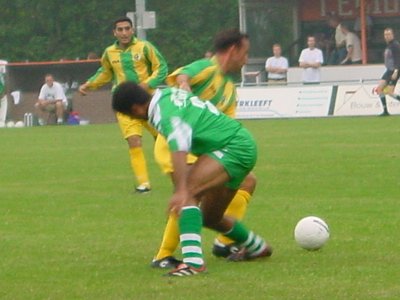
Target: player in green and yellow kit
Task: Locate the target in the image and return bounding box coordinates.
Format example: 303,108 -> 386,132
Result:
79,17 -> 168,193
112,82 -> 272,276
151,29 -> 258,268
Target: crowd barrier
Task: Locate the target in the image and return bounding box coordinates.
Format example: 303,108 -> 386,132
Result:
2,61 -> 400,124
236,82 -> 400,119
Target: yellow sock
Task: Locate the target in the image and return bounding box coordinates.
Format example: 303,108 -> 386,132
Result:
217,189 -> 251,245
155,214 -> 180,260
129,147 -> 150,186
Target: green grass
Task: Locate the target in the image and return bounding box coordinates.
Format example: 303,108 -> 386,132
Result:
1,117 -> 399,299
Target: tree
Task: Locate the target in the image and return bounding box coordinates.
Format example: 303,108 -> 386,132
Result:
0,0 -> 239,70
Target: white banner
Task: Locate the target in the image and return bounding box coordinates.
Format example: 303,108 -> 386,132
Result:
334,84 -> 400,116
236,85 -> 333,119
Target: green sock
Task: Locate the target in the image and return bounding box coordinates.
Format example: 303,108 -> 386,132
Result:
179,206 -> 203,268
224,221 -> 266,257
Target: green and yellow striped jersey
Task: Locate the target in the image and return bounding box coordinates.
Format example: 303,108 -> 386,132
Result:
87,37 -> 168,91
166,57 -> 237,118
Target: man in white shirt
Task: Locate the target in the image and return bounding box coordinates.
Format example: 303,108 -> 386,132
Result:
298,36 -> 324,83
327,15 -> 347,65
265,43 -> 288,84
340,24 -> 362,64
35,74 -> 67,125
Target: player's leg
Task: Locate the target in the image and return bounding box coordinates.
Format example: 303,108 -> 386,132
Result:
167,155 -> 231,276
204,127 -> 271,262
152,135 -> 198,267
116,112 -> 151,192
212,172 -> 256,257
55,100 -> 64,124
386,73 -> 400,101
376,75 -> 390,115
200,188 -> 272,262
34,101 -> 49,125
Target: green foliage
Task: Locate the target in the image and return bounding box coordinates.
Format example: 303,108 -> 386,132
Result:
0,0 -> 238,68
147,0 -> 239,68
0,116 -> 400,299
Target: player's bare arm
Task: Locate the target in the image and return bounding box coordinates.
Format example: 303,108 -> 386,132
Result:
78,82 -> 89,95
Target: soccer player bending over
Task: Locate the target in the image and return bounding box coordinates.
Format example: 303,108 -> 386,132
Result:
152,28 -> 257,268
112,81 -> 272,276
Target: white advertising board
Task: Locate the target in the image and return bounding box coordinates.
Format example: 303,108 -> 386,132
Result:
236,85 -> 333,119
334,84 -> 400,116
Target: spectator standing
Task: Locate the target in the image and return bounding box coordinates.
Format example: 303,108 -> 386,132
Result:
298,36 -> 324,84
265,43 -> 289,84
327,15 -> 347,65
374,28 -> 400,116
340,24 -> 362,64
34,74 -> 67,125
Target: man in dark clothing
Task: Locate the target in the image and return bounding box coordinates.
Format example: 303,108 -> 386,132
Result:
374,28 -> 400,116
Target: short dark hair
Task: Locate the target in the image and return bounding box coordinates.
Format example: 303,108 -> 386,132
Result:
213,28 -> 249,53
112,81 -> 151,115
114,17 -> 133,29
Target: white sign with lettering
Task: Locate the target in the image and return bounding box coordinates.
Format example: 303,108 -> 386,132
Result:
236,86 -> 333,119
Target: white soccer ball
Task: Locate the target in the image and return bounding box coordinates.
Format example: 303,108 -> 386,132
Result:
6,121 -> 15,128
15,121 -> 24,128
294,216 -> 330,250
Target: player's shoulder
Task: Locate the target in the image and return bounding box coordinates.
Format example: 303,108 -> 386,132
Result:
393,40 -> 400,49
188,58 -> 214,69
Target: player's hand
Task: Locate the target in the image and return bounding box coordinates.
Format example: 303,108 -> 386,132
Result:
168,190 -> 188,215
78,83 -> 89,95
372,86 -> 379,95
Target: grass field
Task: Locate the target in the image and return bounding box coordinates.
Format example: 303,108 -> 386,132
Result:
1,116 -> 399,299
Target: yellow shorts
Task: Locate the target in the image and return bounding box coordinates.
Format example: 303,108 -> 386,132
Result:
116,112 -> 158,139
154,134 -> 198,174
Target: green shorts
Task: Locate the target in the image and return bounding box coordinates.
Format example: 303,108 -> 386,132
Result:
207,127 -> 257,189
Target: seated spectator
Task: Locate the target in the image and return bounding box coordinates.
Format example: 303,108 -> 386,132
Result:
340,24 -> 362,64
34,74 -> 67,125
265,43 -> 288,84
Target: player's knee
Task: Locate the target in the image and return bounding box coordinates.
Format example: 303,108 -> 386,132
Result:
202,213 -> 224,230
127,135 -> 142,148
239,172 -> 257,194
